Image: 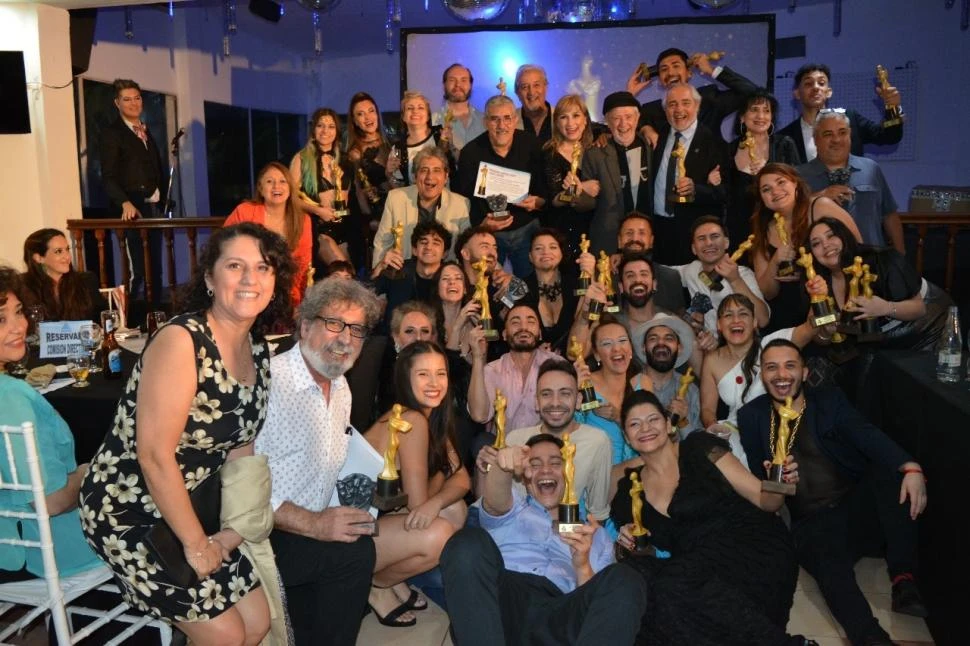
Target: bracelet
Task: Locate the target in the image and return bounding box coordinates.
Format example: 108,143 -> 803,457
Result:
190,536 -> 214,560
890,302 -> 897,319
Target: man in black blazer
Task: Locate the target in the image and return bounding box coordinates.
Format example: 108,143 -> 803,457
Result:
739,340 -> 928,646
629,48 -> 758,146
650,85 -> 727,266
777,63 -> 904,164
99,79 -> 166,303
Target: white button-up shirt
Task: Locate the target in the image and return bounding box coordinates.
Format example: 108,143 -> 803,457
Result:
254,344 -> 352,512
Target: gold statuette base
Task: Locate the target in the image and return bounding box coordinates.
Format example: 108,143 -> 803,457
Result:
558,503 -> 582,534
373,477 -> 409,512
481,318 -> 499,341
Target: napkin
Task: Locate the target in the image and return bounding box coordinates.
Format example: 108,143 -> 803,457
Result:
26,364 -> 57,388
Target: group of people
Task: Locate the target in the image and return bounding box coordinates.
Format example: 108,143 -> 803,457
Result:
0,46 -> 942,646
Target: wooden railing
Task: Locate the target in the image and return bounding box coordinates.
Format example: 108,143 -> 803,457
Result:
66,217 -> 226,303
899,211 -> 970,293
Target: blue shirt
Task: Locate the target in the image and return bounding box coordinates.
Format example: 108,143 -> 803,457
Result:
798,155 -> 898,247
479,489 -> 615,593
0,376 -> 101,577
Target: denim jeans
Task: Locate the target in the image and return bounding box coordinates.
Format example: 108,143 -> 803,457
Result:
494,218 -> 540,278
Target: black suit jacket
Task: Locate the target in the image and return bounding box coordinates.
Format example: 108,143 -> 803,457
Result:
777,108 -> 904,165
639,67 -> 759,142
99,118 -> 166,214
581,136 -> 653,256
738,388 -> 913,482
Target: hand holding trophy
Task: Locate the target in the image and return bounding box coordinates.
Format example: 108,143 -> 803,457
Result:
492,389 -> 507,450
628,471 -> 653,554
331,159 -> 348,218
374,404 -> 413,510
840,255 -> 865,334
857,264 -> 882,342
568,335 -> 600,412
701,234 -> 754,292
383,222 -> 406,280
558,143 -> 582,204
796,247 -> 838,328
876,64 -> 904,128
668,367 -> 695,428
472,257 -> 498,340
668,138 -> 693,204
557,433 -> 582,534
761,397 -> 799,495
773,213 -> 799,279
575,234 -> 592,296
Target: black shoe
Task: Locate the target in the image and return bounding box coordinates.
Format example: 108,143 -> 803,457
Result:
891,578 -> 929,618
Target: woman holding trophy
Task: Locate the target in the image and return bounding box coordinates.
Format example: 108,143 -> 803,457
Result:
290,107 -> 354,276
363,341 -> 470,627
609,390 -> 808,645
540,94 -> 599,256
750,162 -> 861,332
347,92 -> 393,267
386,91 -> 455,187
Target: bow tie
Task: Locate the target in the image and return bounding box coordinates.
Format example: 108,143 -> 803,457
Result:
131,122 -> 148,144
826,167 -> 853,186
616,140 -> 642,153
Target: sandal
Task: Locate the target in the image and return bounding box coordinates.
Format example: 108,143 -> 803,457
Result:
366,601 -> 417,628
398,586 -> 428,611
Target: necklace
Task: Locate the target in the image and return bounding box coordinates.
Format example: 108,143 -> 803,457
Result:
537,280 -> 562,302
768,399 -> 807,454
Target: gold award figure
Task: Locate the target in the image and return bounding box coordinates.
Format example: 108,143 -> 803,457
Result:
876,64 -> 904,127
629,471 -> 651,552
669,138 -> 692,204
773,212 -> 798,278
739,130 -> 757,167
558,432 -> 581,533
477,164 -> 488,196
843,256 -> 864,305
669,367 -> 695,429
858,264 -> 882,340
598,251 -> 619,313
731,235 -> 755,263
331,158 -> 348,217
797,246 -> 838,327
357,167 -> 380,205
472,257 -> 497,339
762,396 -> 798,495
306,263 -> 315,289
575,234 -> 592,296
382,221 -> 406,280
704,235 -> 755,291
568,335 -> 601,412
492,388 -> 507,450
374,404 -> 413,510
559,142 -> 582,203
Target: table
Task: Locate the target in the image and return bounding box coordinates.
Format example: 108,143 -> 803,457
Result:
860,350 -> 966,646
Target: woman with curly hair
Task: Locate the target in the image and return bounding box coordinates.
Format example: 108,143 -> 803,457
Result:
79,223 -> 295,643
21,228 -> 105,322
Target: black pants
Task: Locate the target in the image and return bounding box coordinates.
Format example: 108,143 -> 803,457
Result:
440,527 -> 646,646
791,468 -> 919,645
124,202 -> 163,304
270,529 -> 375,646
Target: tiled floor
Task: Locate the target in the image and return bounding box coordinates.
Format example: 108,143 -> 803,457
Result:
2,558 -> 933,645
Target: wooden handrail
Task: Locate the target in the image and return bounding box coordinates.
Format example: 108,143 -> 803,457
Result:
66,217 -> 226,302
898,211 -> 970,293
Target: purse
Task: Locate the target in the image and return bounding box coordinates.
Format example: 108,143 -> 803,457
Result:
144,473 -> 222,588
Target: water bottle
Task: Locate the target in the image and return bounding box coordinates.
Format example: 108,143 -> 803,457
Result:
936,306 -> 962,383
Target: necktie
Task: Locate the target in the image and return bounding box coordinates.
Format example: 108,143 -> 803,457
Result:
132,122 -> 148,145
665,132 -> 682,199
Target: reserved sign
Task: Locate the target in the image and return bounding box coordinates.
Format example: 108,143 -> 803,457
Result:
39,321 -> 88,359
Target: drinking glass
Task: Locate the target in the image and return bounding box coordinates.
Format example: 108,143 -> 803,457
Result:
146,311 -> 167,336
79,323 -> 103,373
67,353 -> 91,388
25,305 -> 45,349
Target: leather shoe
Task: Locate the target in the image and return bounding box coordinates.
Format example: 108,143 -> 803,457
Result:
892,578 -> 929,617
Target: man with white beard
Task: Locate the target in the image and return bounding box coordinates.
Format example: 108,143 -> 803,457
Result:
255,277 -> 382,646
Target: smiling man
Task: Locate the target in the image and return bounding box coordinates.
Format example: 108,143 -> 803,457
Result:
675,215 -> 769,332
373,147 -> 470,270
431,63 -> 485,154
738,339 -> 928,646
442,432 -> 646,646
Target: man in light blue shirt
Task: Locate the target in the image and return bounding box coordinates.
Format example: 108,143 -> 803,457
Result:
440,434 -> 646,645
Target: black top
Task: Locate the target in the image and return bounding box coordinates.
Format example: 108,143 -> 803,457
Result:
521,268 -> 580,355
99,118 -> 166,212
540,148 -> 597,257
724,134 -> 800,244
389,126 -> 457,186
456,129 -> 547,231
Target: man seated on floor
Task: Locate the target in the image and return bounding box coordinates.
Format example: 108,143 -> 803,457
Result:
441,434 -> 646,646
739,339 -> 928,646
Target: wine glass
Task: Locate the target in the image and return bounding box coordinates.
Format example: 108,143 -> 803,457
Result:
67,352 -> 91,388
79,323 -> 103,373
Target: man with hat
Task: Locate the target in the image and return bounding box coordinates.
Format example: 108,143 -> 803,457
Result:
581,91 -> 653,256
631,313 -> 701,438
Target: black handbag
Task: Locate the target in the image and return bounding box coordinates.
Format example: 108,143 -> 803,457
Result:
144,474 -> 222,588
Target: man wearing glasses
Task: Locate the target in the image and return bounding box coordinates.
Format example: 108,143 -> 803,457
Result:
255,277 -> 382,646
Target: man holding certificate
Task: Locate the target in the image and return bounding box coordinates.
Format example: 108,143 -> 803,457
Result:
457,95 -> 547,277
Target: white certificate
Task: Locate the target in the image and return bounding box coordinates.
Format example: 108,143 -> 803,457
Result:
475,162 -> 531,203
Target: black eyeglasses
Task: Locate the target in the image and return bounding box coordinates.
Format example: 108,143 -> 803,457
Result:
314,316 -> 370,339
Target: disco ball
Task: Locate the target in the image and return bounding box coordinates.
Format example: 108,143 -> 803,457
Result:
442,0 -> 512,22
297,0 -> 342,11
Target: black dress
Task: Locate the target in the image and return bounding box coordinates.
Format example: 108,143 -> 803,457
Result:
611,432 -> 801,646
540,148 -> 596,258
522,268 -> 580,356
725,134 -> 800,246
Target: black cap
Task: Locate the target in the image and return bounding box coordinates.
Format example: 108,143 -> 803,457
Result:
602,91 -> 640,116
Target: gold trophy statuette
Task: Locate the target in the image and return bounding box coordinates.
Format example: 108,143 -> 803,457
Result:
473,257 -> 498,340
492,389 -> 507,449
763,396 -> 798,495
558,432 -> 582,534
876,65 -> 904,128
477,164 -> 488,196
558,142 -> 582,203
306,263 -> 315,289
668,367 -> 695,429
857,263 -> 882,341
688,50 -> 725,67
575,234 -> 592,296
635,61 -> 654,83
568,335 -> 601,412
773,212 -> 798,278
374,404 -> 413,510
839,255 -> 865,333
599,251 -> 620,313
441,108 -> 454,146
331,159 -> 348,218
738,130 -> 758,168
357,167 -> 381,205
383,221 -> 405,280
796,247 -> 838,328
702,234 -> 755,292
629,471 -> 652,553
669,138 -> 693,204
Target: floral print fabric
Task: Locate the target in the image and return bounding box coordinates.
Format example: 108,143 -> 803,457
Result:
78,313 -> 270,623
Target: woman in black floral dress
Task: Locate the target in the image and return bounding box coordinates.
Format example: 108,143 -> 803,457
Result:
79,223 -> 294,643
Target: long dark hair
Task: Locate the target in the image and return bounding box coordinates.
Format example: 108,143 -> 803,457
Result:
178,222 -> 295,338
716,293 -> 760,401
807,216 -> 872,304
22,228 -> 94,321
429,260 -> 471,345
393,341 -> 459,478
347,92 -> 389,155
299,107 -> 342,197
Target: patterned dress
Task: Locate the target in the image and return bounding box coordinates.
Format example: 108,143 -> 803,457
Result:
78,313 -> 270,623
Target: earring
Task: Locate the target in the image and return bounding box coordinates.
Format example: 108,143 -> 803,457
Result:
206,288 -> 213,297
739,122 -> 747,137
767,123 -> 775,136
